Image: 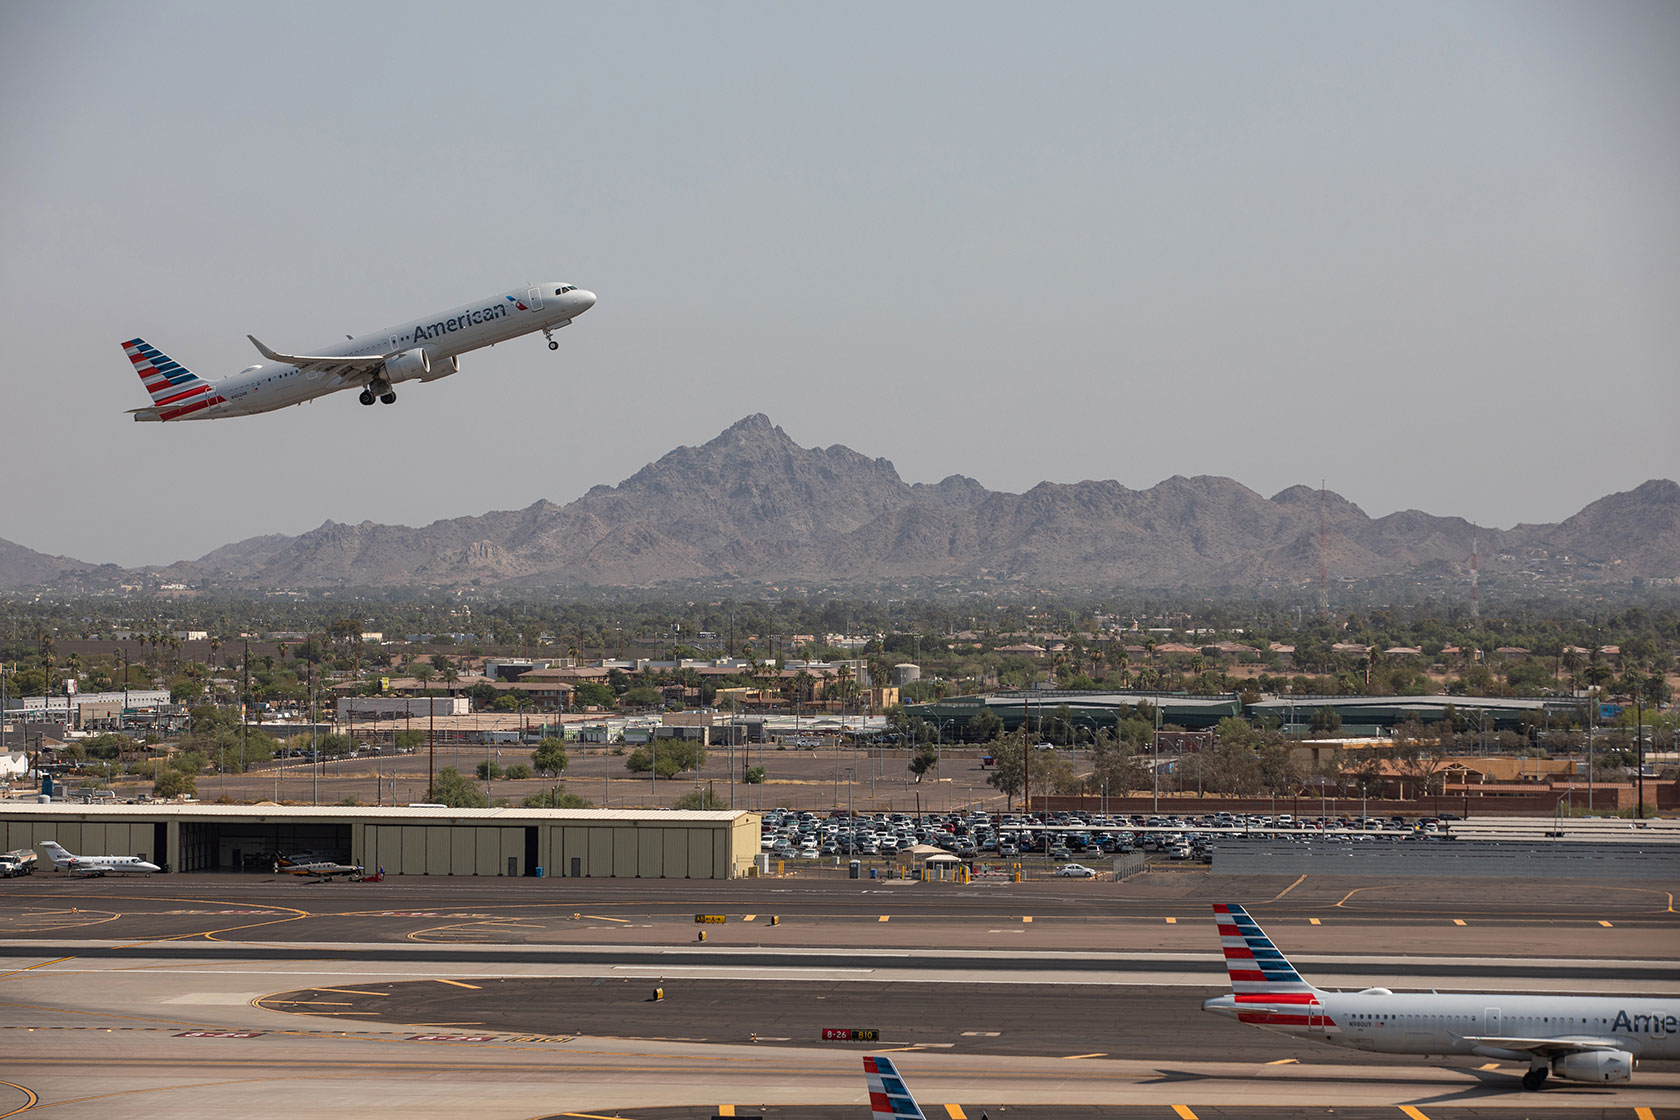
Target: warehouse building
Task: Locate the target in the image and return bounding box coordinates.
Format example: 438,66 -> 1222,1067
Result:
0,802 -> 759,879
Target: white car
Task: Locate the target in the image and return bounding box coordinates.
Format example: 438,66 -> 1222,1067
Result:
1055,863 -> 1099,878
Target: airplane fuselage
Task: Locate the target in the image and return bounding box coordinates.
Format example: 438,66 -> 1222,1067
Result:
1206,989 -> 1680,1062
62,857 -> 160,876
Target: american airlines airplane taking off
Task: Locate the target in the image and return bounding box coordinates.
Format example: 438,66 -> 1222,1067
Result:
121,281 -> 596,421
1203,902 -> 1680,1090
39,840 -> 161,877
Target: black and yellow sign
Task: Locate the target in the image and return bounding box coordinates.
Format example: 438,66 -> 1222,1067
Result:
694,913 -> 727,924
821,1028 -> 880,1042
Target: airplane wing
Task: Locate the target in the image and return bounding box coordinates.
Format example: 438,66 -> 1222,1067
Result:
1464,1035 -> 1625,1057
247,336 -> 387,379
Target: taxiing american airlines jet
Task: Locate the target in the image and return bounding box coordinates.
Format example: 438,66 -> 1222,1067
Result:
1202,902 -> 1680,1090
39,840 -> 160,877
864,1054 -> 928,1120
122,281 -> 596,421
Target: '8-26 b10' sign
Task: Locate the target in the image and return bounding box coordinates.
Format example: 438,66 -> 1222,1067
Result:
821,1028 -> 879,1042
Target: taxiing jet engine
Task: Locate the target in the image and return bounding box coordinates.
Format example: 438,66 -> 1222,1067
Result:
1552,1050 -> 1633,1083
382,348 -> 431,383
418,353 -> 459,382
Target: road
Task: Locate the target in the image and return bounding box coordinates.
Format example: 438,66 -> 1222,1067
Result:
0,872 -> 1674,1119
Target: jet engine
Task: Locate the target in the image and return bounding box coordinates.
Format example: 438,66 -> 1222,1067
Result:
419,354 -> 459,382
383,348 -> 431,383
1552,1050 -> 1633,1083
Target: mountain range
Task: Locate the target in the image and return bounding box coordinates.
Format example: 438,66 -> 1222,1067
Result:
3,414 -> 1677,593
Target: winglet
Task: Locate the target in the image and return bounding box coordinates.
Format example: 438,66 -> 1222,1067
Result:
247,334 -> 285,362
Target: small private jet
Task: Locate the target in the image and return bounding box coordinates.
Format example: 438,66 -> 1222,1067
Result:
274,854 -> 366,882
39,840 -> 160,877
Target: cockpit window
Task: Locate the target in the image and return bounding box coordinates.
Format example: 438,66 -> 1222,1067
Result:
556,285 -> 575,295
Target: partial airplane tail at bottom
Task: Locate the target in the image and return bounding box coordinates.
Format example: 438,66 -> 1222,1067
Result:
864,1055 -> 928,1120
122,338 -> 222,421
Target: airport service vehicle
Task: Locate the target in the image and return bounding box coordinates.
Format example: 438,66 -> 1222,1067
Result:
1055,863 -> 1098,877
38,840 -> 160,877
122,281 -> 596,421
1202,902 -> 1680,1090
864,1054 -> 928,1120
0,848 -> 38,877
275,855 -> 365,882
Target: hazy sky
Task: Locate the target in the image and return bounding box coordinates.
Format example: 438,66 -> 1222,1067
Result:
3,2 -> 1676,567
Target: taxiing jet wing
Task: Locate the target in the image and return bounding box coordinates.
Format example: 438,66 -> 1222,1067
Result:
1464,1035 -> 1624,1057
247,336 -> 388,379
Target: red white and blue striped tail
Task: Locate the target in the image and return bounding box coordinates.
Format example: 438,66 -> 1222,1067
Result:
864,1055 -> 927,1120
122,338 -> 223,420
1214,903 -> 1318,995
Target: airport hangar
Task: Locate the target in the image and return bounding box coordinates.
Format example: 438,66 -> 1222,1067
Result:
0,803 -> 761,879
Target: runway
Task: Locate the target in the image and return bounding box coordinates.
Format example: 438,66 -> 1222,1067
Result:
0,873 -> 1674,1119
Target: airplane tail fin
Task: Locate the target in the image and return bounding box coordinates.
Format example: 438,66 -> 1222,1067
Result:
1213,903 -> 1319,995
864,1055 -> 928,1120
121,338 -> 222,420
38,840 -> 71,865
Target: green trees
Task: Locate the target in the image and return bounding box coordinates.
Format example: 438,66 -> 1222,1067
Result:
743,765 -> 766,784
522,787 -> 593,809
620,685 -> 664,709
152,770 -> 196,799
1089,736 -> 1145,798
672,787 -> 727,810
986,741 -> 1026,808
504,763 -> 533,780
965,707 -> 1003,743
573,681 -> 615,708
531,738 -> 568,778
908,744 -> 940,780
626,740 -> 705,777
476,759 -> 504,781
430,766 -> 490,808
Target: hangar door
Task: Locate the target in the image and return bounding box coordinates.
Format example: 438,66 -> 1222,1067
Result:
364,825 -> 531,876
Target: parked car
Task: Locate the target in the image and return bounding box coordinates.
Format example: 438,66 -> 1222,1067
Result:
1055,863 -> 1098,878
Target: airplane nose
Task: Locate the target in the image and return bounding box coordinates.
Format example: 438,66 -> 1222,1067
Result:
574,290 -> 597,313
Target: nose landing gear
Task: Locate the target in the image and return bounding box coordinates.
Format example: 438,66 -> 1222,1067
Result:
542,319 -> 571,351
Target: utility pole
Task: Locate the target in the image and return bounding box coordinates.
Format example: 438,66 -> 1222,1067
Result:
428,701 -> 436,803
1022,696 -> 1031,817
1635,686 -> 1645,821
309,658 -> 317,806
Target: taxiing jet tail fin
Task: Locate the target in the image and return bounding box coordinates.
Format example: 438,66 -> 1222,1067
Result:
121,338 -> 221,419
1214,903 -> 1319,995
38,840 -> 71,862
864,1055 -> 928,1120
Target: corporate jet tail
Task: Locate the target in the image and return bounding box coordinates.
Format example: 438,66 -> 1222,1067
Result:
121,338 -> 224,421
38,840 -> 74,868
864,1055 -> 928,1120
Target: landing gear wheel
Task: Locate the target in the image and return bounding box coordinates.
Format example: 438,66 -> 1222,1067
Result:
548,340 -> 559,350
359,389 -> 375,406
1521,1066 -> 1549,1091
380,391 -> 396,404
